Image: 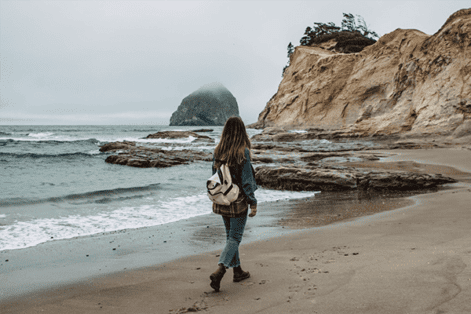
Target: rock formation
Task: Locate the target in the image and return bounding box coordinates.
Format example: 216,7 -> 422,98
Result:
250,9 -> 471,138
254,165 -> 456,192
100,140 -> 212,168
170,82 -> 240,126
145,131 -> 214,142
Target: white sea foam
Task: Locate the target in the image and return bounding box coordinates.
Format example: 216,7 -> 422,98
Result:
0,214 -> 6,219
0,189 -> 318,251
28,132 -> 55,138
135,136 -> 197,144
94,136 -> 204,144
256,189 -> 318,203
161,145 -> 215,151
1,136 -> 93,142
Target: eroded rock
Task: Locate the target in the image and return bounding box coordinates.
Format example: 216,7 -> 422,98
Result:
99,141 -> 136,152
254,165 -> 456,191
249,9 -> 471,138
104,147 -> 211,168
146,131 -> 214,142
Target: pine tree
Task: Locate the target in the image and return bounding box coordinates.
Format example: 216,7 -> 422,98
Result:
283,42 -> 295,77
287,42 -> 294,58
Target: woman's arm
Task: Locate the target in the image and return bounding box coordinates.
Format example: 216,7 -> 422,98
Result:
241,148 -> 258,207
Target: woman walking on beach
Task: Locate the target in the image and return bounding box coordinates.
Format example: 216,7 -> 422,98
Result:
209,117 -> 258,292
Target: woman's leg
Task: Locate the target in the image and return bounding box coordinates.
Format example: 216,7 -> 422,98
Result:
218,215 -> 247,268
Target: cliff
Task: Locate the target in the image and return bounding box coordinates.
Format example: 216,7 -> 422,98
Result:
170,82 -> 239,126
250,9 -> 471,138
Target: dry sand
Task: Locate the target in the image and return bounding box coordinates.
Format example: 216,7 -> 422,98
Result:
2,148 -> 471,314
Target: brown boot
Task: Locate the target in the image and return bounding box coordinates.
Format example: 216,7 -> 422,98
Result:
233,265 -> 250,282
209,264 -> 226,292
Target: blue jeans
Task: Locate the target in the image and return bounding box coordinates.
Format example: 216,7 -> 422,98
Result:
218,214 -> 247,268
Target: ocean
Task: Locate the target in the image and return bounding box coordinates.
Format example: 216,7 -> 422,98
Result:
0,125 -> 318,253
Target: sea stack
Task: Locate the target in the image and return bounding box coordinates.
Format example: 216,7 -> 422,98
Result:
169,82 -> 240,126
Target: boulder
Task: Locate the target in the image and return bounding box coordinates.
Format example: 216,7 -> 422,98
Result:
254,165 -> 456,191
170,82 -> 240,126
146,131 -> 214,142
99,141 -> 136,152
192,129 -> 214,132
451,120 -> 471,138
103,145 -> 212,168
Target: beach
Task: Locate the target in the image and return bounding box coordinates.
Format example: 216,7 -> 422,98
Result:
1,147 -> 470,313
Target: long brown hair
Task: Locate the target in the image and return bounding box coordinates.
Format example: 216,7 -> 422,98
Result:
214,116 -> 251,168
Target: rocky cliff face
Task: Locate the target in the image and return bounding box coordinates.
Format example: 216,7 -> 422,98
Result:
170,82 -> 239,126
251,9 -> 471,138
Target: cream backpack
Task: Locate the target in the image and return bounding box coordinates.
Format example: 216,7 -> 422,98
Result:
207,163 -> 240,206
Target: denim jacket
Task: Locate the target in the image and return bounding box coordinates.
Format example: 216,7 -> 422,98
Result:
212,148 -> 258,206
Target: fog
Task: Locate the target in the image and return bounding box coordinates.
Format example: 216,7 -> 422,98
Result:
0,1 -> 468,125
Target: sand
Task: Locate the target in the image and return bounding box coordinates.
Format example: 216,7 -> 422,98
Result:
2,148 -> 471,314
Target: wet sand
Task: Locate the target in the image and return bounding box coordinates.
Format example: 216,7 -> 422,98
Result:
2,148 -> 471,313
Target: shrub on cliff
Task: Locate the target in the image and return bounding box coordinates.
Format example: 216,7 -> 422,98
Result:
283,42 -> 295,77
299,13 -> 378,53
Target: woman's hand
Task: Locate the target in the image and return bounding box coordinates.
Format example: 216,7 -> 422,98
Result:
248,205 -> 257,217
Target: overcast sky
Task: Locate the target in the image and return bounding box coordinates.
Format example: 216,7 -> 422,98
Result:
0,0 -> 468,125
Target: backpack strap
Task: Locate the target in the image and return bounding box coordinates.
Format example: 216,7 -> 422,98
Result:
216,168 -> 224,184
223,183 -> 234,196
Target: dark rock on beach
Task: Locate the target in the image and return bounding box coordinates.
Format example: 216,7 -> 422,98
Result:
104,148 -> 211,168
100,131 -> 212,168
99,141 -> 136,153
169,82 -> 240,126
254,165 -> 456,192
251,127 -> 366,142
145,131 -> 214,142
192,129 -> 214,132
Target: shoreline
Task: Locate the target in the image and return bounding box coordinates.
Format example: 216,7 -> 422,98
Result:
0,188 -> 422,302
2,148 -> 471,313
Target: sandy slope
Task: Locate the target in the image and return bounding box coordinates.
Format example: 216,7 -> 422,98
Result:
2,149 -> 471,314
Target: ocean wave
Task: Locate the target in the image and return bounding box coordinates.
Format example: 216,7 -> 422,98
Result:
131,128 -> 162,132
0,183 -> 161,207
27,132 -> 55,138
0,152 -> 101,159
136,136 -> 199,144
0,132 -> 11,136
0,138 -> 100,144
0,189 -> 317,251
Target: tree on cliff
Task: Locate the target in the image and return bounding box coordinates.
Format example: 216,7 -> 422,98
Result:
287,42 -> 294,58
299,13 -> 378,53
341,13 -> 379,40
282,42 -> 295,77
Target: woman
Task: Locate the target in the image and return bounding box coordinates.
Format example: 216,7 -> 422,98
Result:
209,116 -> 258,292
